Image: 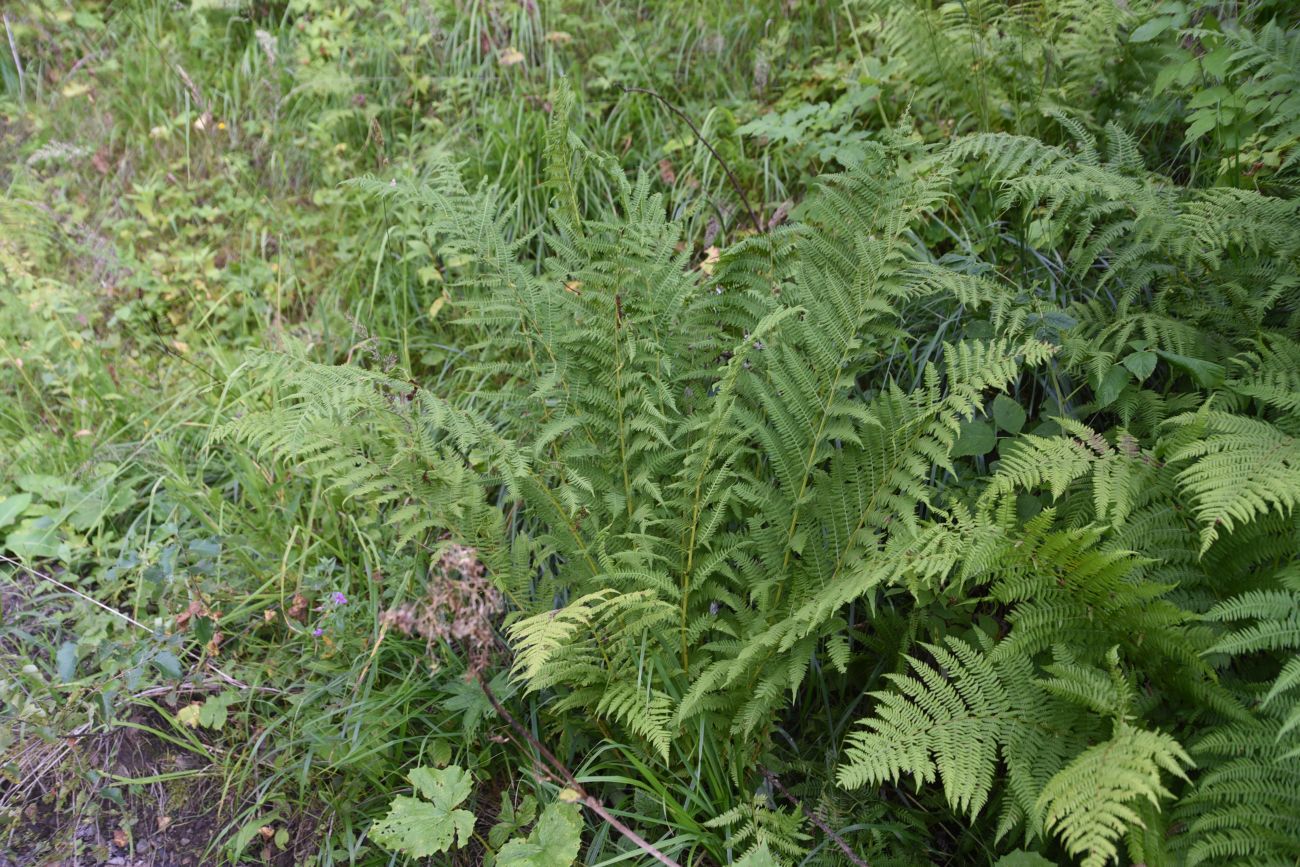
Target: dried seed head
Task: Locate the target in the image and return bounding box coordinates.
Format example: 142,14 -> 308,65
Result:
382,544 -> 503,675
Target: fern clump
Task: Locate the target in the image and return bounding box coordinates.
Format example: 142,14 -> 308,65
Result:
224,83 -> 1300,865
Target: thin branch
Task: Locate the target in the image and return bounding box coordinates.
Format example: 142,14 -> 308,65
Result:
476,671 -> 682,867
623,86 -> 765,237
762,767 -> 872,867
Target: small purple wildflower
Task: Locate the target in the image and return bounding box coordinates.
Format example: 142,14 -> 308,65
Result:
331,591 -> 348,605
312,627 -> 324,637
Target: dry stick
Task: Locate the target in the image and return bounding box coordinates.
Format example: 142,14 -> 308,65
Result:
622,86 -> 765,237
475,671 -> 683,867
761,767 -> 872,867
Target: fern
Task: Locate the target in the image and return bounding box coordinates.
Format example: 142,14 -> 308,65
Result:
1036,723 -> 1191,867
224,94 -> 1300,865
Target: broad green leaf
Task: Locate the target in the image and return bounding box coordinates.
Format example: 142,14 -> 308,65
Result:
5,516 -> 62,560
1128,16 -> 1173,43
951,420 -> 996,458
198,692 -> 235,729
496,801 -> 582,867
1201,44 -> 1233,78
992,395 -> 1027,434
1184,112 -> 1218,143
1154,349 -> 1225,389
1121,351 -> 1157,382
1095,365 -> 1131,408
56,641 -> 79,682
152,650 -> 183,680
1188,85 -> 1231,109
409,764 -> 473,807
0,493 -> 32,529
371,765 -> 476,858
371,795 -> 475,857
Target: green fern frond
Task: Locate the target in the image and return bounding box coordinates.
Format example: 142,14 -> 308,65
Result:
1036,722 -> 1191,867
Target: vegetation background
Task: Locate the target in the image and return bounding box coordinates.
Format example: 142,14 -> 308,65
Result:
1,1 -> 1297,865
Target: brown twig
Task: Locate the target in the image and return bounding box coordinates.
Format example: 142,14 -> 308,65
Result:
622,86 -> 765,237
475,671 -> 682,867
762,767 -> 872,867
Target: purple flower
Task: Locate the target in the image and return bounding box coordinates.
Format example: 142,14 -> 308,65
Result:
331,591 -> 348,605
312,627 -> 323,637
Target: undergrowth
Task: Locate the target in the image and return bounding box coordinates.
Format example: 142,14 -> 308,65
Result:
2,1 -> 1298,866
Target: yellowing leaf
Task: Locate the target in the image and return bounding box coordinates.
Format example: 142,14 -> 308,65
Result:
429,293 -> 448,320
698,246 -> 721,275
176,703 -> 203,728
498,48 -> 526,67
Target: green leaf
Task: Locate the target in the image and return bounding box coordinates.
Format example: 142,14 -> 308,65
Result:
229,812 -> 281,855
992,395 -> 1027,434
152,650 -> 183,680
951,420 -> 996,458
1184,112 -> 1218,143
994,852 -> 1057,867
1154,349 -> 1225,389
1188,85 -> 1231,109
371,766 -> 476,858
489,792 -> 538,849
496,801 -> 582,867
734,843 -> 781,867
1153,55 -> 1194,94
0,493 -> 32,530
1120,351 -> 1157,382
5,516 -> 62,560
56,641 -> 79,682
1095,365 -> 1131,408
1128,16 -> 1173,43
1201,44 -> 1233,78
198,692 -> 235,730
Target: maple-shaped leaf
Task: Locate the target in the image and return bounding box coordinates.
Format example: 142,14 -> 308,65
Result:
369,765 -> 476,858
496,800 -> 583,867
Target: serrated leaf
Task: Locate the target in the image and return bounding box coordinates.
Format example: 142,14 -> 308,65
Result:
992,395 -> 1027,434
371,766 -> 476,859
489,792 -> 538,849
409,765 -> 474,807
734,843 -> 781,866
370,795 -> 475,857
496,801 -> 582,867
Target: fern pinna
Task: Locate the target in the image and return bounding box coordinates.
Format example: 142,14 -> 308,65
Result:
222,96 -> 1300,865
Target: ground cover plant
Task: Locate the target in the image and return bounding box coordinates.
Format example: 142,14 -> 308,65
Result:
2,1 -> 1298,865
